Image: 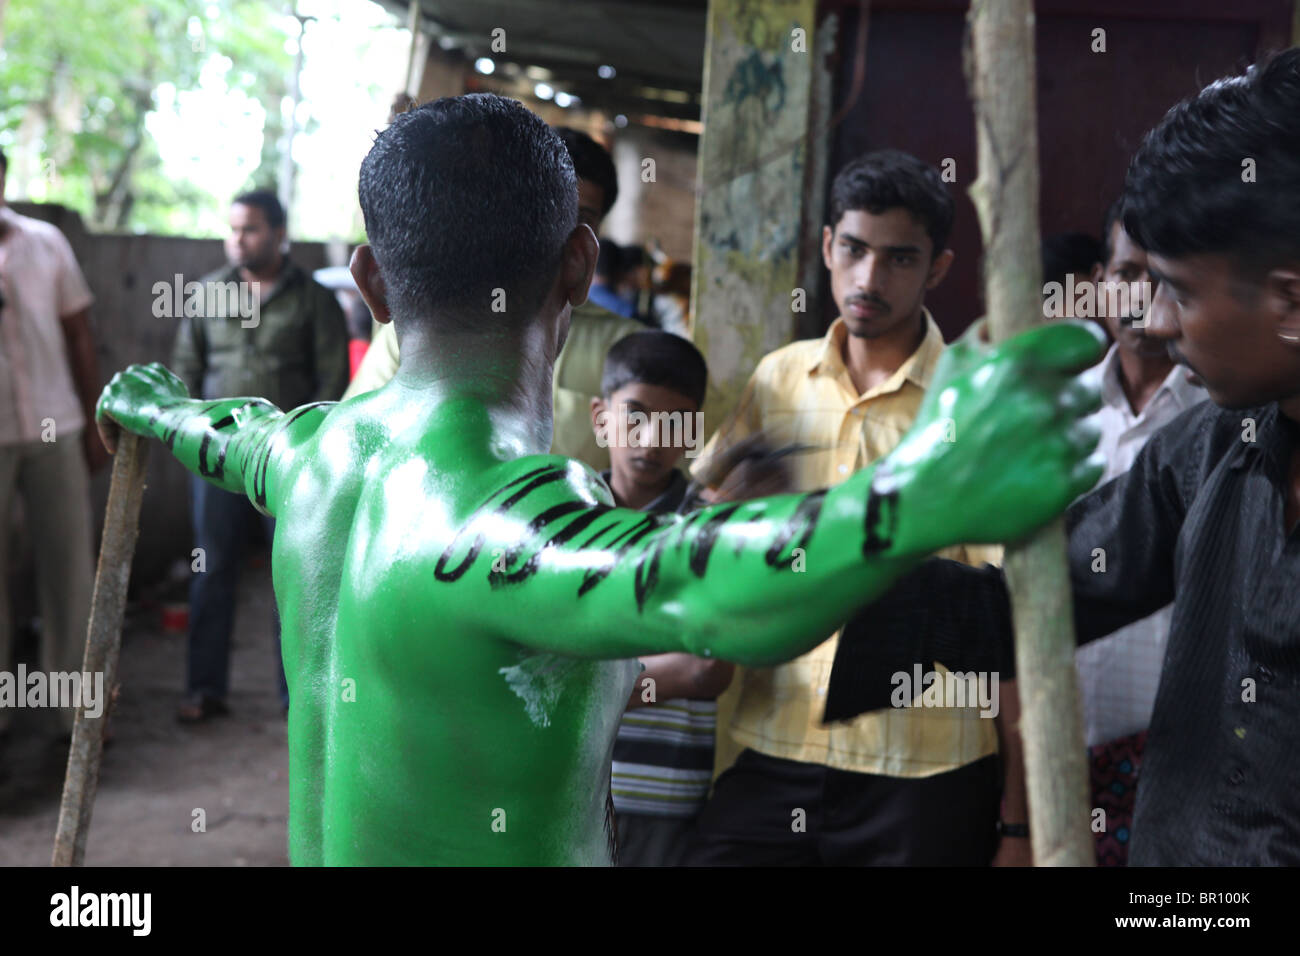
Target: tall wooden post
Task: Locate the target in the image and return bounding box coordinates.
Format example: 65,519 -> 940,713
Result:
966,0 -> 1094,866
53,434 -> 149,867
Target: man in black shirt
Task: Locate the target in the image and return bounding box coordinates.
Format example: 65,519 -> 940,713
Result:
829,48 -> 1300,865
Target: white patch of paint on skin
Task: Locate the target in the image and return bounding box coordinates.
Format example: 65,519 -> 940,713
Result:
498,654 -> 641,729
498,653 -> 583,728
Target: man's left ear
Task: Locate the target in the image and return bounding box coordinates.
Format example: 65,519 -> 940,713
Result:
565,224 -> 599,309
926,248 -> 955,290
1267,267 -> 1300,346
350,244 -> 391,324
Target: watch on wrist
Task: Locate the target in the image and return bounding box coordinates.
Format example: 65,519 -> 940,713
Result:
996,820 -> 1029,839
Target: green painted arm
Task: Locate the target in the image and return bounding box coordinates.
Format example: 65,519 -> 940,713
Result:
394,321 -> 1106,667
423,458 -> 915,666
94,362 -> 329,516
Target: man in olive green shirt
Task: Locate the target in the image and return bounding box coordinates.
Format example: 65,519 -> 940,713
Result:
345,127 -> 643,471
171,190 -> 348,722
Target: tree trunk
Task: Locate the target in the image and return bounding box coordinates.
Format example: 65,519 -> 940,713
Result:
965,0 -> 1094,866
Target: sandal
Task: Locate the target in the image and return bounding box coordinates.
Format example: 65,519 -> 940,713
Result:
177,694 -> 230,724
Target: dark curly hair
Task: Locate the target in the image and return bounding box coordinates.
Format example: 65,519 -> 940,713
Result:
1122,49 -> 1300,276
553,127 -> 618,217
827,149 -> 954,257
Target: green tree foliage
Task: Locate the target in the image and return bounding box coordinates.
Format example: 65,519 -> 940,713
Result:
0,0 -> 293,233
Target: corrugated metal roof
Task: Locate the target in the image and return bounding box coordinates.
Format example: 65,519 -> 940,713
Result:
379,0 -> 708,119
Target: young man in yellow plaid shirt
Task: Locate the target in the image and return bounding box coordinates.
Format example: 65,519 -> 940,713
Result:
686,151 -> 1028,866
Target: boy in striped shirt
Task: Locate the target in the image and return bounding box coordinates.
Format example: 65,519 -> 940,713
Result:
590,331 -> 733,865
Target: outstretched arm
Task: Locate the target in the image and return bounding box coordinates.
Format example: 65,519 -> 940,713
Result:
414,321 -> 1106,668
95,362 -> 330,518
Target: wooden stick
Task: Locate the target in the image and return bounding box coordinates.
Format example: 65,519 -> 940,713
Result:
52,432 -> 149,867
966,0 -> 1094,865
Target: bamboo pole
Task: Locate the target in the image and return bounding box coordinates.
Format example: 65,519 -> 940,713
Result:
52,432 -> 149,867
404,0 -> 422,96
966,0 -> 1093,866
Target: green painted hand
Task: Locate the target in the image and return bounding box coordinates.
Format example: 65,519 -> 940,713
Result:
97,361 -> 327,506
869,320 -> 1106,556
95,363 -> 189,454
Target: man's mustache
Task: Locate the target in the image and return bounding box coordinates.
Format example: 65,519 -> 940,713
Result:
846,294 -> 889,312
1167,344 -> 1201,377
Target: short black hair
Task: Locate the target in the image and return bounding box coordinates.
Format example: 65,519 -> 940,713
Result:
1042,232 -> 1101,288
359,94 -> 577,328
620,245 -> 645,271
601,331 -> 708,408
232,189 -> 286,230
1123,48 -> 1300,275
596,238 -> 622,280
827,149 -> 954,255
1099,200 -> 1125,267
554,127 -> 618,217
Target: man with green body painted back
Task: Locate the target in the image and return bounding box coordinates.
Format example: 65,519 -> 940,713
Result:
96,94 -> 1105,865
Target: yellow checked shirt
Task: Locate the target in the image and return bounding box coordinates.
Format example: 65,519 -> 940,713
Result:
343,319 -> 400,400
692,311 -> 1003,778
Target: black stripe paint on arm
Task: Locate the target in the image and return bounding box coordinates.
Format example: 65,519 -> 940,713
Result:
491,501 -> 590,586
863,487 -> 899,555
764,490 -> 827,569
434,465 -> 569,582
687,504 -> 742,578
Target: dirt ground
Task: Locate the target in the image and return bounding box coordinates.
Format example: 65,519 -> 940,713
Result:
0,561 -> 290,866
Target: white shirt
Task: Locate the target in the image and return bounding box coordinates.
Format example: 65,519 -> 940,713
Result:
1075,344 -> 1206,746
0,206 -> 95,445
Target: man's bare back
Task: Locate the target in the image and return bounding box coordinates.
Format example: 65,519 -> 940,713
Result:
277,389 -> 637,864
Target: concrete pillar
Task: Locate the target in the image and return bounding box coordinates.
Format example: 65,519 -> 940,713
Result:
689,0 -> 834,433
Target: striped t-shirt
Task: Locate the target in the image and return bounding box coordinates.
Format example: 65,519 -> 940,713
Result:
600,467 -> 717,819
611,697 -> 717,818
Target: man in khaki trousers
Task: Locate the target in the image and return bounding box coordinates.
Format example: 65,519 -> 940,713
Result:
0,149 -> 104,740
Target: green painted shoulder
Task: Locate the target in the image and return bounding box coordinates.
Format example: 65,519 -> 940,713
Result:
492,453 -> 616,509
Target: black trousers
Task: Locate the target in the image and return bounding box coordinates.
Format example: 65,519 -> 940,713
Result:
684,748 -> 1000,866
